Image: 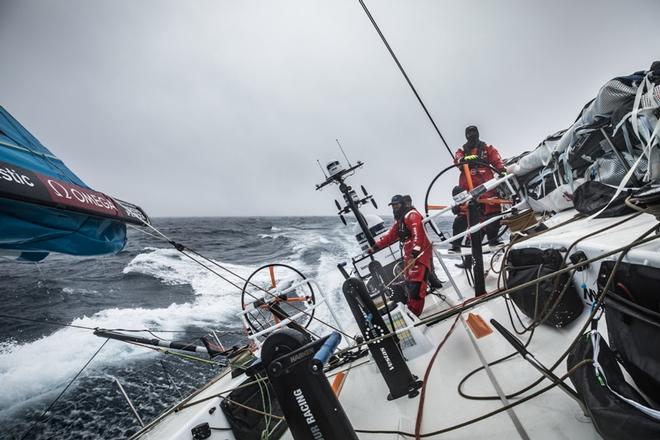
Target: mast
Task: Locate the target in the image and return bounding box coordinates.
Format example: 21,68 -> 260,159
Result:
315,160 -> 378,247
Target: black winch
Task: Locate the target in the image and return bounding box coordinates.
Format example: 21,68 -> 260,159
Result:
261,329 -> 358,440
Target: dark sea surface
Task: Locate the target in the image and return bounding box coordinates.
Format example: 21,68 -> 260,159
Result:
0,216 -> 453,439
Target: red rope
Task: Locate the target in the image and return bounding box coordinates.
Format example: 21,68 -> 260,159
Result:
414,312 -> 462,439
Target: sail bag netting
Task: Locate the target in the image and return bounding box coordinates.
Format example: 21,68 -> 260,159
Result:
508,63 -> 660,214
568,332 -> 660,440
600,261 -> 660,403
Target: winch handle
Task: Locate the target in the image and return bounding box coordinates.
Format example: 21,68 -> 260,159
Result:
311,332 -> 342,373
490,319 -> 528,357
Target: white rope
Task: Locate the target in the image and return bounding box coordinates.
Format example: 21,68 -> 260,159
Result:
586,114 -> 660,220
590,331 -> 660,421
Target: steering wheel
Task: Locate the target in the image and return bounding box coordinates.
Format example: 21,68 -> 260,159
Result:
240,263 -> 316,334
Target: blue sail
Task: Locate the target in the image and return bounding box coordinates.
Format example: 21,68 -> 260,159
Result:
0,106 -> 149,261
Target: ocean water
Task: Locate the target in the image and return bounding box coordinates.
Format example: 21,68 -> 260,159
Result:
0,215 -> 452,439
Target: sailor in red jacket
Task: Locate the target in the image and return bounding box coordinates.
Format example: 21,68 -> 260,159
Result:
450,125 -> 506,253
368,194 -> 432,316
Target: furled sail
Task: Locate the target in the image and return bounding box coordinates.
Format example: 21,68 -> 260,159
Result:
0,105 -> 149,261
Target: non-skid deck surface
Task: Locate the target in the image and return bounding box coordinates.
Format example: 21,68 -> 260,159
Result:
133,208 -> 660,439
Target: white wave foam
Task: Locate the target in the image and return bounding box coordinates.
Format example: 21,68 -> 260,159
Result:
0,221 -> 451,414
0,248 -> 255,412
123,247 -> 252,297
258,233 -> 285,239
62,287 -> 98,295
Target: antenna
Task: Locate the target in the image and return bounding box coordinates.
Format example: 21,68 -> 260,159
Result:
316,160 -> 328,178
335,138 -> 352,167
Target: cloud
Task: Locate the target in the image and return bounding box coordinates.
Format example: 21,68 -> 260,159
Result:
1,0 -> 658,216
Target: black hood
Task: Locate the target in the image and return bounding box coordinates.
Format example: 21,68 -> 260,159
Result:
465,125 -> 480,148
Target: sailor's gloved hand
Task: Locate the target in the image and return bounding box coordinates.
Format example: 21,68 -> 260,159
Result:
367,246 -> 377,255
411,246 -> 421,259
464,154 -> 478,161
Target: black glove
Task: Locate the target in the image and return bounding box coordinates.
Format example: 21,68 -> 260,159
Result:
411,246 -> 422,259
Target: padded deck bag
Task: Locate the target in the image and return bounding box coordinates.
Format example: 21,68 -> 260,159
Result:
573,181 -> 635,218
568,332 -> 660,440
506,248 -> 583,327
600,261 -> 660,403
220,376 -> 287,440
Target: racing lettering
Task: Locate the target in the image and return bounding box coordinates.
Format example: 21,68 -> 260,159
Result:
0,166 -> 34,187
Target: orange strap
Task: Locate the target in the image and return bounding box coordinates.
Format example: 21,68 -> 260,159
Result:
478,197 -> 512,206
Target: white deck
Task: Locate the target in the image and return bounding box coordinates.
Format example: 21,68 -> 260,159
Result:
133,209 -> 660,440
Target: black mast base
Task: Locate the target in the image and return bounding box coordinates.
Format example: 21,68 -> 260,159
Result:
342,277 -> 423,401
387,377 -> 423,400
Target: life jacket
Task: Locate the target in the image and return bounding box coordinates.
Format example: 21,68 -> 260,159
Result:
396,207 -> 413,241
463,141 -> 489,165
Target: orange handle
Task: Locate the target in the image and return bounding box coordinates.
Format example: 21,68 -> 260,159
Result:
268,265 -> 276,289
462,163 -> 475,191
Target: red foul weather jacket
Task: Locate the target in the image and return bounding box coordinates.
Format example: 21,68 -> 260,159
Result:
455,142 -> 505,215
373,208 -> 432,285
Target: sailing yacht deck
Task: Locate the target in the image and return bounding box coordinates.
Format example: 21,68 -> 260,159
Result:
134,209 -> 660,439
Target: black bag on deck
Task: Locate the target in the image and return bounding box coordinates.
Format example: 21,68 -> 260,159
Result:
567,126 -> 607,172
600,261 -> 660,403
572,181 -> 635,218
506,248 -> 583,327
567,331 -> 660,440
220,376 -> 287,440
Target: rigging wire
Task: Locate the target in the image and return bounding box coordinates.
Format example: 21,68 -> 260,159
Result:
362,223 -> 650,436
330,227 -> 660,358
179,355 -> 593,439
457,219 -> 657,402
158,221 -> 659,436
0,313 -> 239,336
356,0 -> 454,160
19,338 -> 110,440
124,340 -> 224,366
354,359 -> 593,438
128,222 -> 354,341
176,353 -> 374,414
11,208 -> 654,437
189,360 -> 594,439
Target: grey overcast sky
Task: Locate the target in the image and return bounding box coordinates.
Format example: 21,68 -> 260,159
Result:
0,0 -> 658,217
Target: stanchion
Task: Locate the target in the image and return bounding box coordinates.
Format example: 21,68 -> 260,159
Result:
468,200 -> 486,296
